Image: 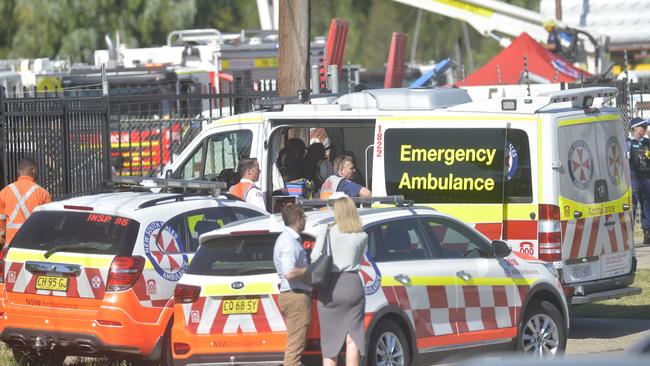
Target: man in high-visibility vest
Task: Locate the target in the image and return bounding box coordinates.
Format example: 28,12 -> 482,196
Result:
320,154 -> 372,200
0,158 -> 52,246
229,158 -> 267,212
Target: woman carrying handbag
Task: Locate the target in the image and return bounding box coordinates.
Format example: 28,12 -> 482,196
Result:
310,196 -> 368,366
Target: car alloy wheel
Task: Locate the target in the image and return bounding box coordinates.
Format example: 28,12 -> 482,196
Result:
375,331 -> 405,366
522,312 -> 560,357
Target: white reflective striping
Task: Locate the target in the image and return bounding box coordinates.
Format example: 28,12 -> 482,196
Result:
495,307 -> 512,328
7,184 -> 39,224
197,297 -> 221,334
12,267 -> 30,293
261,296 -> 286,332
538,220 -> 560,233
578,217 -> 593,258
6,223 -> 22,229
430,308 -> 453,336
405,285 -> 429,310
446,285 -> 462,309
477,285 -> 495,307
223,314 -> 256,334
613,215 -> 625,253
464,307 -> 485,332
508,284 -> 522,307
76,270 -> 94,298
182,303 -> 192,326
0,214 -> 6,219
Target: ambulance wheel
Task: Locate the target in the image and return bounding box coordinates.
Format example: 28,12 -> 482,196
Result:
367,319 -> 411,366
11,347 -> 66,366
159,318 -> 174,366
517,300 -> 566,358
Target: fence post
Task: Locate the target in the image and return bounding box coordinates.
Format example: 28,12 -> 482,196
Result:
102,95 -> 111,183
61,98 -> 71,194
0,86 -> 6,187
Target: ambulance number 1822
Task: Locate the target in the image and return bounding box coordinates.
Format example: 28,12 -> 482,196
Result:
222,298 -> 259,314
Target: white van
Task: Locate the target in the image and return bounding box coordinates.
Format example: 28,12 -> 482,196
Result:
164,86 -> 640,305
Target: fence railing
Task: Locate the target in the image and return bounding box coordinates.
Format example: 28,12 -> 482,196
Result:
0,80 -> 276,198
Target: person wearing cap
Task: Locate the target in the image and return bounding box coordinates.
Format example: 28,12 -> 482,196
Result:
627,117 -> 650,244
543,20 -> 560,54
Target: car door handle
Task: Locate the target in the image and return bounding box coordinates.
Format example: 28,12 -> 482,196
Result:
574,210 -> 583,219
394,274 -> 411,286
623,203 -> 631,211
456,270 -> 473,281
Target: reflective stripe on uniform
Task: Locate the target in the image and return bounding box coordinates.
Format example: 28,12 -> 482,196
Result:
6,183 -> 40,230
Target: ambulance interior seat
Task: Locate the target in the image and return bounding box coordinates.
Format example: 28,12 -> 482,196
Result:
216,168 -> 240,189
382,224 -> 424,261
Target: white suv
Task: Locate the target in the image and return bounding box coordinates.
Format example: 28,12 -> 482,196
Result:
171,204 -> 569,366
0,190 -> 267,366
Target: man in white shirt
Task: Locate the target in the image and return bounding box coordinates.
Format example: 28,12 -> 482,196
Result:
228,158 -> 266,211
273,204 -> 311,366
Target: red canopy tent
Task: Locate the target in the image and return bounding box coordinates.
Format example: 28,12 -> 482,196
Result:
461,32 -> 590,86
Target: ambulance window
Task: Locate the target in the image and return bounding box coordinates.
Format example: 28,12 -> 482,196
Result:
158,216 -> 189,252
365,219 -> 432,262
204,130 -> 253,181
180,145 -> 203,180
383,128 -> 507,203
166,207 -> 266,253
10,211 -> 140,256
420,217 -> 491,259
504,130 -> 533,202
189,233 -> 278,276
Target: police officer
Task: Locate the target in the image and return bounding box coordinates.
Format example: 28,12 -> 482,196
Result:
627,117 -> 650,244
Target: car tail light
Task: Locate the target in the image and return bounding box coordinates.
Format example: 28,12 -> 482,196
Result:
106,256 -> 145,292
174,284 -> 201,304
0,247 -> 8,283
174,342 -> 191,355
538,204 -> 562,262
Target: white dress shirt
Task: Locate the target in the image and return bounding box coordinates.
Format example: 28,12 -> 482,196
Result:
273,227 -> 312,292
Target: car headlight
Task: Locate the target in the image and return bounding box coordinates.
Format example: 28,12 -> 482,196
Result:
542,262 -> 559,278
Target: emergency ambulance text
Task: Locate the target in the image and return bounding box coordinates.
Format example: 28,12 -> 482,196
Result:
400,145 -> 497,166
398,172 -> 495,191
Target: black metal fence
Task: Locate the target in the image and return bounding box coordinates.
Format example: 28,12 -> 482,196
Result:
0,79 -> 276,198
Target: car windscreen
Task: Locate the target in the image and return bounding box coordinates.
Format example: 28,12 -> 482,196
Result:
188,233 -> 280,276
10,211 -> 140,256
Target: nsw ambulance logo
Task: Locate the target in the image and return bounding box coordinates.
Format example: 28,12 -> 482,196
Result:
606,137 -> 623,186
568,140 -> 594,190
143,221 -> 188,282
359,253 -> 381,295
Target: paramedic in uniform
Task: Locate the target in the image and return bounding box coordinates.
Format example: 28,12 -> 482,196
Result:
320,155 -> 371,199
228,158 -> 266,212
0,158 -> 52,247
627,117 -> 650,244
543,20 -> 561,54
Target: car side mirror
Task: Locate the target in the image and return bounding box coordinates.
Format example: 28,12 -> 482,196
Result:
492,240 -> 512,258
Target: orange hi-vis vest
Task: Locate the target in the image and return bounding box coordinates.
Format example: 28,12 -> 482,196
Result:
229,181 -> 253,201
0,176 -> 52,245
319,175 -> 343,200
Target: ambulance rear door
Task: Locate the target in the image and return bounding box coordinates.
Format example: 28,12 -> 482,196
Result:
556,113 -> 634,284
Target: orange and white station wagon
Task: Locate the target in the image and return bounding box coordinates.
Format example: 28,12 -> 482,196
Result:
171,200 -> 569,366
0,181 -> 266,366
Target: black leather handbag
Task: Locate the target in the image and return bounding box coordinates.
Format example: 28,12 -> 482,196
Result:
308,226 -> 332,288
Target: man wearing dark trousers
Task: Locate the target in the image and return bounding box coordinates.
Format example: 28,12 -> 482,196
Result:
627,117 -> 650,243
273,204 -> 311,366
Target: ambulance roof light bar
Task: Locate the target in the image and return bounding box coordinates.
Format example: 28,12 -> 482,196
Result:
537,86 -> 618,111
295,195 -> 412,208
112,176 -> 226,196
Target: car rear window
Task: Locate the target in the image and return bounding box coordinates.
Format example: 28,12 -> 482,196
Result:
189,233 -> 280,276
10,211 -> 140,256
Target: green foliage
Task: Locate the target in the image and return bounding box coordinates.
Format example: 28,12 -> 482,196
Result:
0,0 -> 541,71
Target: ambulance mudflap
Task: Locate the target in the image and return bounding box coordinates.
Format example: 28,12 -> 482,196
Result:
4,211 -> 140,310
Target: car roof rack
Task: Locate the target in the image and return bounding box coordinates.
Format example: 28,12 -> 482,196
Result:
111,177 -> 226,197
295,195 -> 412,208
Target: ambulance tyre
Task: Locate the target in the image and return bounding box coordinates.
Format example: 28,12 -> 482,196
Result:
516,300 -> 566,358
159,318 -> 174,366
367,319 -> 411,366
11,347 -> 66,366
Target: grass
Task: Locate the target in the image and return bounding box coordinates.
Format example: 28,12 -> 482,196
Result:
0,346 -> 133,366
570,268 -> 650,319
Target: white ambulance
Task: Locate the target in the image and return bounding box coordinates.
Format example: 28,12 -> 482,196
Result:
164,86 -> 640,305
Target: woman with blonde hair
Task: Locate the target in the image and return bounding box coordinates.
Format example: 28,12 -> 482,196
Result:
311,196 -> 368,366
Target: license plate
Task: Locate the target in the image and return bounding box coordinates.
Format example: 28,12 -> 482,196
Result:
36,276 -> 69,292
571,264 -> 592,279
222,299 -> 259,315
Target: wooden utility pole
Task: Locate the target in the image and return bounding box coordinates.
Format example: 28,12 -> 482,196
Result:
278,0 -> 310,97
